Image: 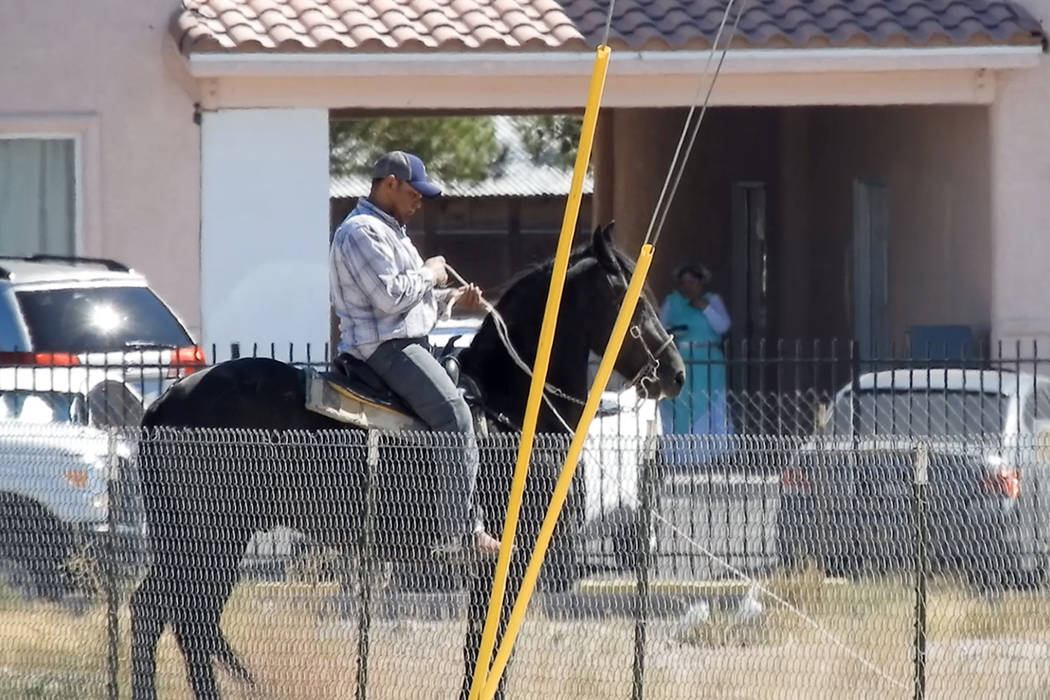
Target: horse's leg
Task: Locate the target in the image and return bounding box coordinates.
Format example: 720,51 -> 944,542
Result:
171,549 -> 244,699
172,615 -> 220,700
490,553 -> 525,700
130,564 -> 166,700
213,627 -> 253,684
460,552 -> 521,700
460,561 -> 492,700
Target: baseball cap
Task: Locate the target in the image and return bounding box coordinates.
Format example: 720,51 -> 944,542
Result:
371,151 -> 442,198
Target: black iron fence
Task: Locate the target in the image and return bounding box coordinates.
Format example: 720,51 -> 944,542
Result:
8,337 -> 1048,435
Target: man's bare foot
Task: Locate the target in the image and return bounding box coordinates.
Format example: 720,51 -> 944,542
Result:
474,531 -> 502,556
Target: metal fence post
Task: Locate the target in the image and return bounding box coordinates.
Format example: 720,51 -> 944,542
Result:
356,430 -> 379,700
105,429 -> 120,700
912,443 -> 929,700
632,426 -> 659,700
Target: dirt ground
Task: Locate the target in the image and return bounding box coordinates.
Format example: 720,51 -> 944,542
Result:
3,572 -> 1050,699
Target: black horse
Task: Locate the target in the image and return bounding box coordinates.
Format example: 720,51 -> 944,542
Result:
129,224 -> 685,699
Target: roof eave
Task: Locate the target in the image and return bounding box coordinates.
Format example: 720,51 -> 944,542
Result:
187,44 -> 1044,79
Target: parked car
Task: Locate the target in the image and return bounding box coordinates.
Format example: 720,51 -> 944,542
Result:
0,255 -> 205,409
777,369 -> 1050,588
0,366 -> 146,600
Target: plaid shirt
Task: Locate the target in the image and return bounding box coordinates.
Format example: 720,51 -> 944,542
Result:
330,199 -> 450,359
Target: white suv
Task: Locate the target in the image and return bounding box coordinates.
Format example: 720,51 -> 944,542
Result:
0,255 -> 204,408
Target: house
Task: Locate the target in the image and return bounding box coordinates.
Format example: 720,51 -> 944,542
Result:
1,0 -> 1048,363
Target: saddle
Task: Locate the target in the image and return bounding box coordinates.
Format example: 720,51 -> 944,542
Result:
303,339 -> 481,431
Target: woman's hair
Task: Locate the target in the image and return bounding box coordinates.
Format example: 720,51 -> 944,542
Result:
674,263 -> 712,284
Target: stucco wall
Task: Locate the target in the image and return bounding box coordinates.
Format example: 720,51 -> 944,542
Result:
992,0 -> 1050,351
782,106 -> 993,347
0,0 -> 202,337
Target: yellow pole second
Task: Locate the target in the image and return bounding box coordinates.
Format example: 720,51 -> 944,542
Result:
467,44 -> 612,700
480,245 -> 656,700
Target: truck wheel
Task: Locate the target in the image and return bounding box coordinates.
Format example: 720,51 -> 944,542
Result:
0,495 -> 78,601
0,556 -> 38,600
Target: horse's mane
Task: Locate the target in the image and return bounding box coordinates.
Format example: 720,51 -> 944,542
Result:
463,234 -> 643,368
490,236 -> 638,312
492,245 -> 593,311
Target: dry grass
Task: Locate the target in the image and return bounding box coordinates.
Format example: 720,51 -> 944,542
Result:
3,570 -> 1050,699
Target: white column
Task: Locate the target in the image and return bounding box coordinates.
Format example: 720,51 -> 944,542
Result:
990,5 -> 1050,352
200,108 -> 330,362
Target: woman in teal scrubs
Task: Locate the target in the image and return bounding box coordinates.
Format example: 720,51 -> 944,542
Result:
659,264 -> 732,464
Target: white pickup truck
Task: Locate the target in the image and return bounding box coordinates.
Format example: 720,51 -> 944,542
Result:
0,366 -> 146,600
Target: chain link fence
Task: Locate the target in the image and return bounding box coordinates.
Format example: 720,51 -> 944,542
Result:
3,341 -> 1050,698
3,414 -> 1050,698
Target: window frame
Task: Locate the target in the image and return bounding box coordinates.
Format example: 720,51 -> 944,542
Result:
0,133 -> 81,254
1022,383 -> 1050,431
0,113 -> 101,256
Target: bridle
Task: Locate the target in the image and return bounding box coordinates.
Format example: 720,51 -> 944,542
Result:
445,264 -> 675,427
626,325 -> 677,400
475,296 -> 673,406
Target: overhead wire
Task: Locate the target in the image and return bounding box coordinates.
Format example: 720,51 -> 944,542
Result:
644,0 -> 744,248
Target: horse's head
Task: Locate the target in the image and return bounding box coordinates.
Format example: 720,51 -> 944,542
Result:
571,224 -> 685,400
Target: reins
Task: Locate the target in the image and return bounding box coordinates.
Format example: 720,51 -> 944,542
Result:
445,264 -> 673,434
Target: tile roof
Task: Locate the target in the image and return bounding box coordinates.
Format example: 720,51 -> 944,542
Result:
176,0 -> 584,51
570,0 -> 1045,49
330,116 -> 594,198
175,0 -> 1044,53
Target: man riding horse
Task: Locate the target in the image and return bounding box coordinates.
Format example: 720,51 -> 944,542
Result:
329,150 -> 502,558
131,152 -> 686,700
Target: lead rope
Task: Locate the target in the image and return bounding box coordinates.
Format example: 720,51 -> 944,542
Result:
444,265 -> 585,434
444,265 -> 674,432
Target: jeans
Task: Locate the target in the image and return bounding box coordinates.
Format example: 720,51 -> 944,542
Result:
365,337 -> 479,545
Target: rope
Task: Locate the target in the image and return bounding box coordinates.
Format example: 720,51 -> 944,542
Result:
445,265 -> 587,415
600,0 -> 617,48
452,275 -> 908,692
643,0 -> 745,248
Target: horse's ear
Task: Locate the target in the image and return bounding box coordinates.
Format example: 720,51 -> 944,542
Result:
592,222 -> 619,274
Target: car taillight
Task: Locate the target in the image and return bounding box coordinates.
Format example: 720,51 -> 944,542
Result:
167,345 -> 206,378
0,351 -> 81,366
983,469 -> 1021,499
782,468 -> 808,489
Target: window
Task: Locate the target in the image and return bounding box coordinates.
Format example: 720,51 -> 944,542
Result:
0,391 -> 75,424
15,286 -> 193,353
829,390 -> 1006,436
1022,386 -> 1050,430
0,137 -> 76,257
0,292 -> 26,351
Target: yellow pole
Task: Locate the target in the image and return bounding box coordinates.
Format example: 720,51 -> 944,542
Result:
480,245 -> 656,700
467,44 -> 612,700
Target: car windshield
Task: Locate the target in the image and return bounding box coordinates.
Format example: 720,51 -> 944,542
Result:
15,286 -> 192,353
0,390 -> 85,424
826,390 -> 1007,436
